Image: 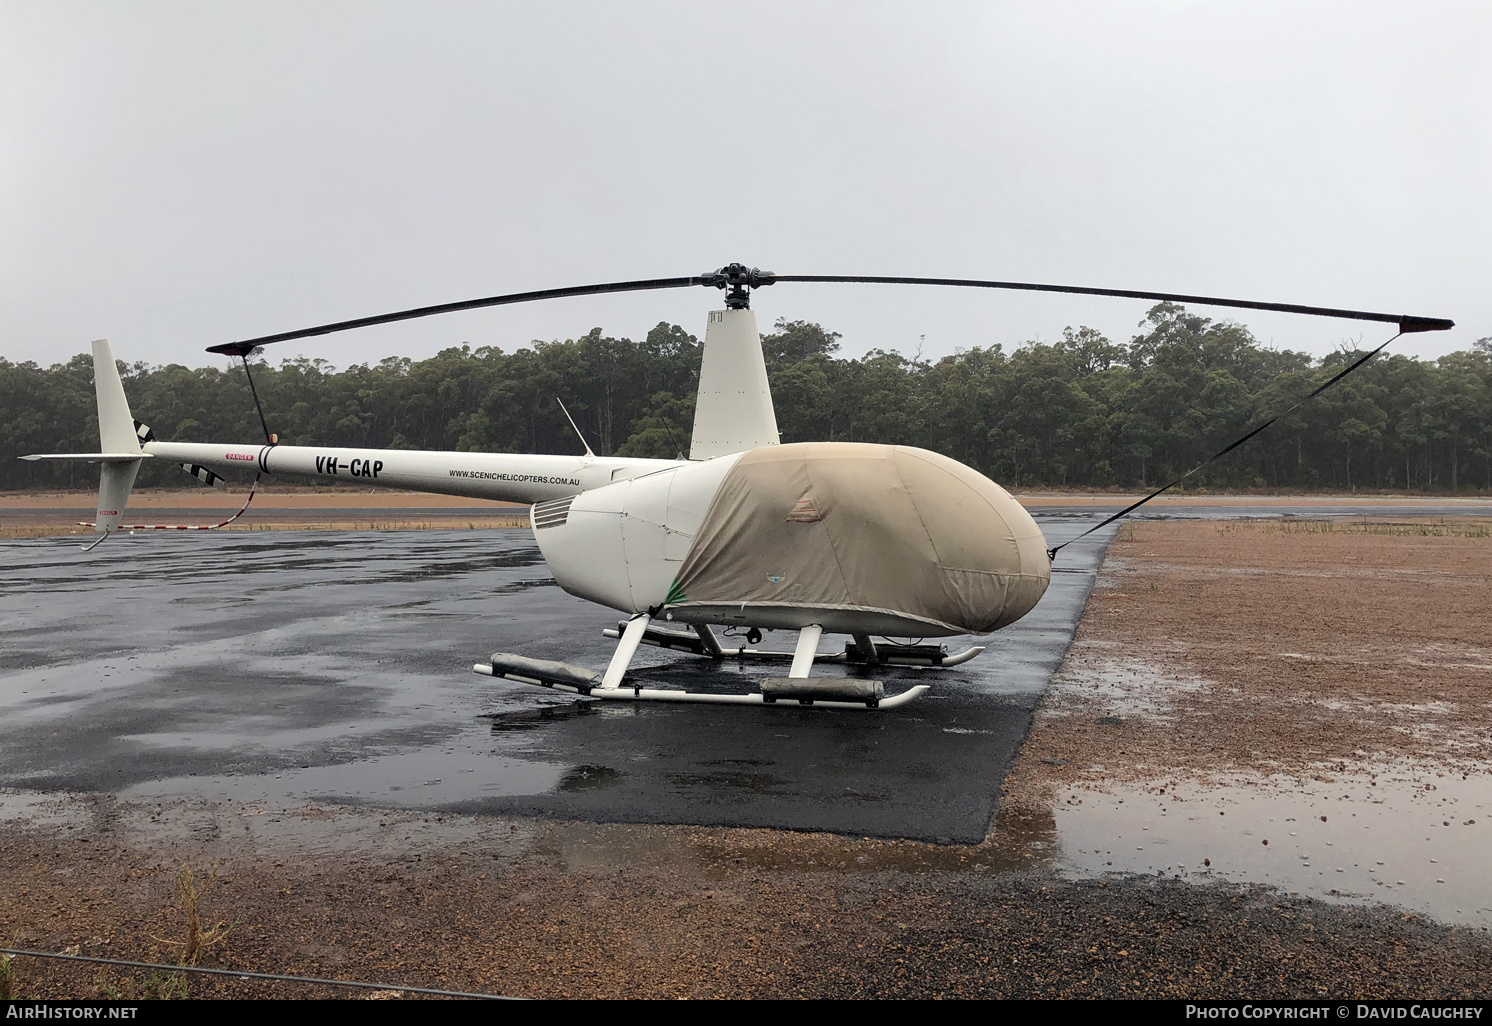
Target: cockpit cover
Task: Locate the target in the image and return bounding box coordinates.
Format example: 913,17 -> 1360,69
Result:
669,442 -> 1050,634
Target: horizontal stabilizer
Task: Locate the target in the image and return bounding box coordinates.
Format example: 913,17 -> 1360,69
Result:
20,453 -> 151,463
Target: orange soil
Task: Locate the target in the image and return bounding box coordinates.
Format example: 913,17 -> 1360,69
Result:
0,490 -> 522,509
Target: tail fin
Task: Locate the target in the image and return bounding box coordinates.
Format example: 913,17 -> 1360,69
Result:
91,340 -> 142,532
93,339 -> 139,456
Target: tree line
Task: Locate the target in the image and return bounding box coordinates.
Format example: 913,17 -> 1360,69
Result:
3,303 -> 1489,493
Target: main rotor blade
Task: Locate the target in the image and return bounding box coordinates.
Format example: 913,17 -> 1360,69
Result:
205,276 -> 705,356
766,275 -> 1453,334
205,265 -> 1453,355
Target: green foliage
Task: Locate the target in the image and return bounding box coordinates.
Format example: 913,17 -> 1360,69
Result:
4,308 -> 1490,492
96,969 -> 189,1000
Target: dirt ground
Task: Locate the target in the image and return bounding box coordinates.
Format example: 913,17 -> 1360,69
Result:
0,488 -> 524,508
3,517 -> 1491,999
1014,518 -> 1492,783
0,488 -> 529,537
3,799 -> 1491,1001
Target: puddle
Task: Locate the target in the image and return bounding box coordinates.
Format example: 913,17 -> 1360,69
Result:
1040,653 -> 1492,927
122,747 -> 568,807
484,702 -> 599,733
532,798 -> 1062,879
534,821 -> 700,874
0,790 -> 93,829
1050,656 -> 1211,720
558,765 -> 624,791
1050,765 -> 1492,928
0,788 -> 539,862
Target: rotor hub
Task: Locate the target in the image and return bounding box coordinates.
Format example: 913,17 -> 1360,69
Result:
701,263 -> 775,309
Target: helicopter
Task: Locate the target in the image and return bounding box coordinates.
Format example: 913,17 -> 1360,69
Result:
20,263 -> 1452,711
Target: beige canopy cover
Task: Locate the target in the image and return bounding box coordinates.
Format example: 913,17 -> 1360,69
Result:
669,442 -> 1050,635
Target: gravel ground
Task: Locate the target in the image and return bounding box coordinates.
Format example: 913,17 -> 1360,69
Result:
2,797 -> 1491,1000
1019,517 -> 1492,779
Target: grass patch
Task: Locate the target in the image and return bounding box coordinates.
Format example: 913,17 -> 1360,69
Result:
151,865 -> 233,967
1213,518 -> 1491,539
96,968 -> 189,1001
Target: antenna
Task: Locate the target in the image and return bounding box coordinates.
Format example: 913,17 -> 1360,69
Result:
556,398 -> 594,457
240,353 -> 274,444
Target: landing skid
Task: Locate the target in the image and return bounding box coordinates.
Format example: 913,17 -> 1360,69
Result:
474,615 -> 957,711
600,621 -> 984,667
472,658 -> 930,710
477,616 -> 939,709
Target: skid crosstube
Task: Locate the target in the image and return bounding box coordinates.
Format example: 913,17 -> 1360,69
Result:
600,621 -> 983,667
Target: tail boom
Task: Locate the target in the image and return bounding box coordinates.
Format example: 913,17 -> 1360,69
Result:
142,441 -> 680,505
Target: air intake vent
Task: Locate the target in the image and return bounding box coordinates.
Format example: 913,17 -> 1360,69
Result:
533,496 -> 575,530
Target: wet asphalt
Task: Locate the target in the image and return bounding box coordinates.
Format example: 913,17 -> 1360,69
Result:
0,515 -> 1109,843
1,501 -> 1487,843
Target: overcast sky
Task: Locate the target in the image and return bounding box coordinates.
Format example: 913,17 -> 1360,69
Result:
2,2 -> 1487,373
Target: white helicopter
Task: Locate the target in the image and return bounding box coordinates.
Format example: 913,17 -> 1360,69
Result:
21,264 -> 1452,711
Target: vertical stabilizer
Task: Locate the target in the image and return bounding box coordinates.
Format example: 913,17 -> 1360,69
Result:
689,308 -> 779,460
95,461 -> 142,533
91,340 -> 142,532
92,340 -> 139,456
